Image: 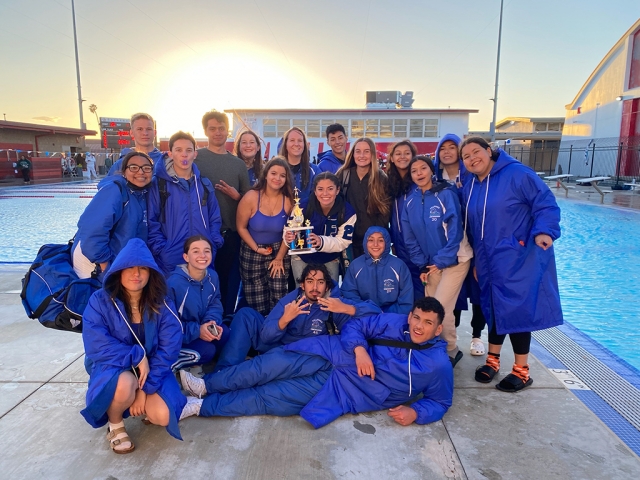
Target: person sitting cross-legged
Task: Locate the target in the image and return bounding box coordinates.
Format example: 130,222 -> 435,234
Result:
178,297 -> 454,428
212,263 -> 381,370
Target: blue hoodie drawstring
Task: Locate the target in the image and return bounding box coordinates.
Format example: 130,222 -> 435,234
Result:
464,174 -> 490,241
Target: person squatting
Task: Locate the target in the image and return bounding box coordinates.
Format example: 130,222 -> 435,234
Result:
78,110 -> 563,453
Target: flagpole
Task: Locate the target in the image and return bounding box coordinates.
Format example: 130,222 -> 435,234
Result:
71,0 -> 85,130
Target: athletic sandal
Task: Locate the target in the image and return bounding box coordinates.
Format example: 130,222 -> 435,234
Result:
474,354 -> 500,383
496,363 -> 533,392
449,350 -> 463,368
470,338 -> 485,356
107,425 -> 135,454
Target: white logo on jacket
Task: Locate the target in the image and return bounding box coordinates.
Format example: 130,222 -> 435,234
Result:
383,278 -> 396,293
310,318 -> 324,334
429,205 -> 441,221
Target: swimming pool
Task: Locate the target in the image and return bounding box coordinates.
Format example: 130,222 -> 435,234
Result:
1,183 -> 639,369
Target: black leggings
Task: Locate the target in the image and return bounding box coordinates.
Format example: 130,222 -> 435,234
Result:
488,323 -> 531,355
453,303 -> 487,338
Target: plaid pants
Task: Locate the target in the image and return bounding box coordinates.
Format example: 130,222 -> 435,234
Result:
239,240 -> 290,316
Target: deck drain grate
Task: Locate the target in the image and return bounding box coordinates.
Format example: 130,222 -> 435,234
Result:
533,327 -> 640,431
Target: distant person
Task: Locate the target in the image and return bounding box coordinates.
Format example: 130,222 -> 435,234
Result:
402,156 -> 473,367
233,129 -> 263,186
279,127 -> 318,203
434,134 -> 486,356
85,152 -> 98,180
317,123 -> 347,174
461,137 -> 563,392
17,155 -> 32,184
147,131 -> 223,276
213,263 -> 381,369
284,172 -> 356,283
72,151 -> 153,279
80,239 -> 187,452
166,235 -> 230,371
341,226 -> 413,314
336,138 -> 390,259
195,110 -> 251,317
177,297 -> 453,430
386,140 -> 423,301
108,113 -> 163,175
235,157 -> 293,315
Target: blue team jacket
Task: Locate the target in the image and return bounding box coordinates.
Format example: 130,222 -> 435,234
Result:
166,265 -> 223,345
316,151 -> 345,174
341,227 -> 413,314
80,238 -> 186,440
147,158 -> 223,275
286,312 -> 454,429
74,175 -> 147,265
462,149 -> 563,334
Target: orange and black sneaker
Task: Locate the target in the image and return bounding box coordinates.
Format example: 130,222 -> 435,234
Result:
474,352 -> 500,383
496,363 -> 533,392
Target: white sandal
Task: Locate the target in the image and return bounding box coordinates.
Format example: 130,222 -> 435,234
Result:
107,425 -> 135,454
470,338 -> 485,356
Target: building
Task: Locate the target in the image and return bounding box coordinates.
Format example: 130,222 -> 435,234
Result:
0,120 -> 96,181
225,106 -> 478,160
469,116 -> 564,172
557,18 -> 640,179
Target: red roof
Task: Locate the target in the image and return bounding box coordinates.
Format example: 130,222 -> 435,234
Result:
225,108 -> 478,115
0,120 -> 96,136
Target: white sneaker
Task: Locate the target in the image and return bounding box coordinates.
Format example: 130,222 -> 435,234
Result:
179,396 -> 202,421
470,338 -> 485,356
179,369 -> 206,398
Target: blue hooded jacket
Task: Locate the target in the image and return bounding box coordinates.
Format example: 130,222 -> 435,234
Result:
74,175 -> 148,266
147,158 -> 223,275
166,265 -> 223,345
462,149 -> 563,334
341,227 -> 413,314
108,147 -> 165,176
80,238 -> 186,440
285,312 -> 453,429
260,285 -> 382,345
402,182 -> 466,270
317,151 -> 345,174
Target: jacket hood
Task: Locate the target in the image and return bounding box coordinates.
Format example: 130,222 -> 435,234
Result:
155,153 -> 202,182
317,150 -> 344,165
97,173 -> 127,191
434,134 -> 467,181
104,238 -> 163,284
363,226 -> 391,261
487,148 -> 518,176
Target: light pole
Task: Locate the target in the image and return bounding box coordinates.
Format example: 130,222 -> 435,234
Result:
71,0 -> 85,130
489,0 -> 505,144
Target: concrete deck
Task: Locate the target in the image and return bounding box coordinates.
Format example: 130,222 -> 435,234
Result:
1,268 -> 639,479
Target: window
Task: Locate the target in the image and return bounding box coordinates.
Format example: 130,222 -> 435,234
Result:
351,120 -> 364,138
410,119 -> 424,138
307,120 -> 321,138
335,119 -> 349,132
276,119 -> 291,137
379,119 -> 393,138
424,119 -> 438,137
365,119 -> 379,137
547,123 -> 561,132
534,123 -> 548,132
393,119 -> 408,137
263,119 -> 276,137
321,119 -> 334,136
292,119 -> 306,130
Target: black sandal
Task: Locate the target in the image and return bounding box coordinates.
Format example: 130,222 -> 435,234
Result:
475,364 -> 499,383
496,373 -> 533,392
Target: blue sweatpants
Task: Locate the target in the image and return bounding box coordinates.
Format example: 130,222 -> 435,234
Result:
200,348 -> 331,418
215,307 -> 280,369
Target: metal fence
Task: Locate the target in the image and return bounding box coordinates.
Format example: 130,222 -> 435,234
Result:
503,136 -> 640,185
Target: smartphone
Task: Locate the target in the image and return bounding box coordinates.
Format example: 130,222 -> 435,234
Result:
207,323 -> 219,336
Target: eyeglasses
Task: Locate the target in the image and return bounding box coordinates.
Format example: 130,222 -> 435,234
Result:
126,164 -> 153,173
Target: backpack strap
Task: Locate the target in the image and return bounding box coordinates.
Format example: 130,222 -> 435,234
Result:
200,178 -> 209,207
367,338 -> 436,351
158,177 -> 169,224
341,169 -> 351,200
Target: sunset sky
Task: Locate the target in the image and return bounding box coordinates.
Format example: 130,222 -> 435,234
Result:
1,0 -> 639,137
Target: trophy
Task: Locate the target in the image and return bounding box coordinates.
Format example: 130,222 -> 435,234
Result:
286,187 -> 316,255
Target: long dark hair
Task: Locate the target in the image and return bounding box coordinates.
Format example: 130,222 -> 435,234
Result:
387,140 -> 418,198
252,156 -> 294,201
304,171 -> 346,224
233,129 -> 263,180
459,137 -> 500,161
104,268 -> 166,320
279,127 -> 311,189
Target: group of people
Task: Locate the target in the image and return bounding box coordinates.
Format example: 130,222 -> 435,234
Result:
74,110 -> 563,454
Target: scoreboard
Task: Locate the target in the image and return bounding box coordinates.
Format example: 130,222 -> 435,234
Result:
100,117 -> 132,149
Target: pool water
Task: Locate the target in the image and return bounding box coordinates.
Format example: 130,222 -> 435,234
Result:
1,183 -> 639,369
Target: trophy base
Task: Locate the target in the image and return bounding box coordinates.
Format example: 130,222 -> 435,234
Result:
288,248 -> 317,255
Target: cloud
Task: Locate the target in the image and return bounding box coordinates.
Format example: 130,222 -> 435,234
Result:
32,116 -> 61,123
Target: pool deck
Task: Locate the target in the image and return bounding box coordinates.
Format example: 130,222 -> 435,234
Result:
1,266 -> 639,479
